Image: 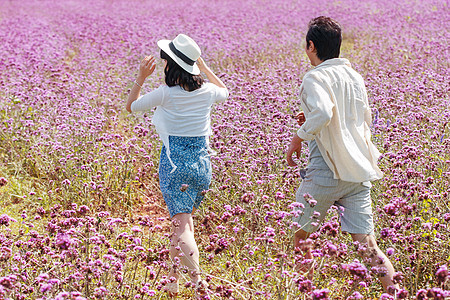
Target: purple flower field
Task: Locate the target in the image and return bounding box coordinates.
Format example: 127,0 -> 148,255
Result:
0,0 -> 449,299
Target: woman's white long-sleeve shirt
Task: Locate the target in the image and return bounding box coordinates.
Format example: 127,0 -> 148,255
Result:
131,82 -> 229,172
297,58 -> 383,182
131,82 -> 228,136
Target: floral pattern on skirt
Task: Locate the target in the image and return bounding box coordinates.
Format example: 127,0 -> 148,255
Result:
159,135 -> 212,218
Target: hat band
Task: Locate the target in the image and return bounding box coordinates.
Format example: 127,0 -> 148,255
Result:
169,42 -> 196,66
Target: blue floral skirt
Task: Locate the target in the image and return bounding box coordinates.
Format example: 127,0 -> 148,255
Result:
159,136 -> 212,218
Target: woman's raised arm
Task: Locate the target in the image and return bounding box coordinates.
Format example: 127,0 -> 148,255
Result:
196,57 -> 227,90
126,55 -> 156,112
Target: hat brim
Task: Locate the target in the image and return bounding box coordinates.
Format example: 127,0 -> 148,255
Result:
157,39 -> 200,75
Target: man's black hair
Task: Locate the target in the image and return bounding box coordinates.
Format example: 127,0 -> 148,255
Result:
306,16 -> 342,61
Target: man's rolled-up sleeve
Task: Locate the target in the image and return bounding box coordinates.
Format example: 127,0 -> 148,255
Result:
296,76 -> 335,141
361,84 -> 372,125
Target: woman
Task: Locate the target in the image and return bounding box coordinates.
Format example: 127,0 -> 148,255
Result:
126,34 -> 228,297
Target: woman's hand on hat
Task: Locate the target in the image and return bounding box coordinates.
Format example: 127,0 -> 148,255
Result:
197,57 -> 227,89
138,55 -> 156,80
197,57 -> 209,73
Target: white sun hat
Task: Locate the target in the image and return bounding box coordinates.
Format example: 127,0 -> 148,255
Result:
157,34 -> 201,75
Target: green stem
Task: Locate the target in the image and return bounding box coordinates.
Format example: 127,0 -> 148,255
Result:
84,222 -> 90,298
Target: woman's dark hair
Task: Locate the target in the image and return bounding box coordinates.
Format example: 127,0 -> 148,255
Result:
306,16 -> 342,61
160,50 -> 204,92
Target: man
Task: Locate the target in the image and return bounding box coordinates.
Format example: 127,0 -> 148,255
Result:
287,16 -> 399,293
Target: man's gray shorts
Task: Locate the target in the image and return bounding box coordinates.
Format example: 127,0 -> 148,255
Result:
292,168 -> 374,235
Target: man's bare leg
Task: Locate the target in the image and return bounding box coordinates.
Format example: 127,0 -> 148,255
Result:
294,229 -> 314,278
351,233 -> 400,293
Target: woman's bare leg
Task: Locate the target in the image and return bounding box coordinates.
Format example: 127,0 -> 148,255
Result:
169,213 -> 201,283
